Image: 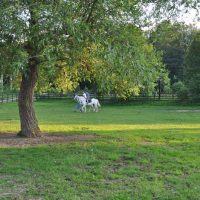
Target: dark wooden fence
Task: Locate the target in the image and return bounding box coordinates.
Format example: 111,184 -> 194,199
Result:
0,91 -> 177,104
0,92 -> 18,103
34,92 -> 177,103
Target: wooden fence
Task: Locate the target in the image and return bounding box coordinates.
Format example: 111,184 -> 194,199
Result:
0,91 -> 177,104
0,92 -> 18,103
34,92 -> 177,102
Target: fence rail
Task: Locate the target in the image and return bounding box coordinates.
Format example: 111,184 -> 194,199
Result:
0,92 -> 18,103
35,92 -> 177,102
0,91 -> 177,104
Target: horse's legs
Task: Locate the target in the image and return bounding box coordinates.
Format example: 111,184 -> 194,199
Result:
92,104 -> 95,112
83,105 -> 86,112
89,105 -> 93,111
95,105 -> 98,112
92,103 -> 97,112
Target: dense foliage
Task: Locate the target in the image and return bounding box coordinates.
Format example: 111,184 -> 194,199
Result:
149,20 -> 195,84
1,1 -> 198,97
36,25 -> 167,98
184,31 -> 200,101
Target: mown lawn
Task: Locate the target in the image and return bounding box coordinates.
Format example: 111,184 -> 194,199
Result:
0,100 -> 200,199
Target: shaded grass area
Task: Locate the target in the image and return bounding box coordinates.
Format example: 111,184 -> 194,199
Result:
0,100 -> 200,199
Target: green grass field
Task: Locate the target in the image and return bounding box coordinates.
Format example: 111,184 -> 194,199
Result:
0,100 -> 200,199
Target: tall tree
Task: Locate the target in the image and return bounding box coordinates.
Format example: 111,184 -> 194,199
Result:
0,0 -> 198,137
184,31 -> 200,100
36,25 -> 166,98
149,20 -> 195,84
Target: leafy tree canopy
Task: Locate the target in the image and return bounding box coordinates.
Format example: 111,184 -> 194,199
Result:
149,20 -> 196,83
0,0 -> 198,96
184,31 -> 200,100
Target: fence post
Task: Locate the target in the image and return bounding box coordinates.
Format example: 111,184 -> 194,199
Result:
158,78 -> 161,100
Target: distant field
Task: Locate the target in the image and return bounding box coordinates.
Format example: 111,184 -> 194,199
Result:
0,100 -> 200,199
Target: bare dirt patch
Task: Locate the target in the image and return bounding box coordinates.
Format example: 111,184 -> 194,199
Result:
0,133 -> 97,148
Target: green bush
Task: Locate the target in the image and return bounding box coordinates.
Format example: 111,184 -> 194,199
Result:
177,86 -> 189,101
172,81 -> 189,101
172,81 -> 184,94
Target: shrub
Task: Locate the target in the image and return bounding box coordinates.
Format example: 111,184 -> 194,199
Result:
172,81 -> 189,102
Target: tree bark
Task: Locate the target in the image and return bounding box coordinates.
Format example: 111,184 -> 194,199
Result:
17,3 -> 42,137
18,58 -> 41,137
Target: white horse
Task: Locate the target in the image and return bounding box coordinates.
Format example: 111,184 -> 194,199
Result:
74,95 -> 101,112
74,95 -> 87,112
88,98 -> 101,112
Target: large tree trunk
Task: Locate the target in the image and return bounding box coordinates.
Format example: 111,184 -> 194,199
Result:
18,60 -> 41,137
17,4 -> 42,137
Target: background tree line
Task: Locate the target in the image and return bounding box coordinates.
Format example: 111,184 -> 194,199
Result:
149,20 -> 200,101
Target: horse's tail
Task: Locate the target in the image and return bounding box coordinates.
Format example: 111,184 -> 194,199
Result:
97,100 -> 101,107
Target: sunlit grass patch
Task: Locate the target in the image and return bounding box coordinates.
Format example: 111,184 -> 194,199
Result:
1,121 -> 200,132
40,123 -> 200,132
